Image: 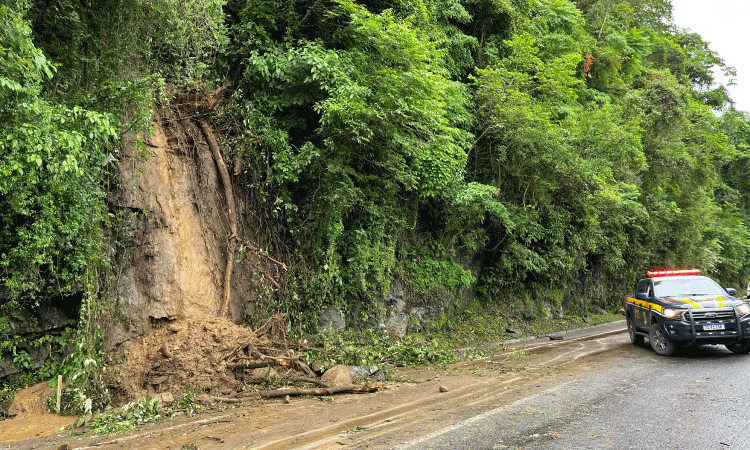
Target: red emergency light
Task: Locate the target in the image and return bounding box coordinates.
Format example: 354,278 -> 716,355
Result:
647,269 -> 701,278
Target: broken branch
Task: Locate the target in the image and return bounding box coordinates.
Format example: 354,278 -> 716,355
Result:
194,384 -> 383,405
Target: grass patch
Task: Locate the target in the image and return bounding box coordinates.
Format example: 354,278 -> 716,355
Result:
304,329 -> 458,373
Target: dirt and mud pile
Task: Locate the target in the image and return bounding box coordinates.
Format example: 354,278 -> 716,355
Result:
107,314 -> 313,404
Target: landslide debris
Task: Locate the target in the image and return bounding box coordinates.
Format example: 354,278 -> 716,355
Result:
107,314 -> 319,405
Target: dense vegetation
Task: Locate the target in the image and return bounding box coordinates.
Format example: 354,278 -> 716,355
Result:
225,0 -> 750,318
2,0 -> 750,403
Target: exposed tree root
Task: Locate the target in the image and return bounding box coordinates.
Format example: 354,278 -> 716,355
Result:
197,118 -> 236,317
169,83 -> 289,316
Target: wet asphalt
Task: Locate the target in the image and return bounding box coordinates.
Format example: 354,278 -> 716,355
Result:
393,323 -> 750,450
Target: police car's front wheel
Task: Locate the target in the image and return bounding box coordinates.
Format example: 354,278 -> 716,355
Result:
649,323 -> 675,356
726,340 -> 750,354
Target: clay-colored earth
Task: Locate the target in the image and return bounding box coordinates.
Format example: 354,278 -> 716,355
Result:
0,321 -> 626,450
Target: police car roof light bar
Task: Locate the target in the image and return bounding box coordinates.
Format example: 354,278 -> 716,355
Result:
647,269 -> 701,278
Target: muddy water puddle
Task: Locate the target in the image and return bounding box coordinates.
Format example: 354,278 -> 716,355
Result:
0,382 -> 76,444
0,413 -> 73,444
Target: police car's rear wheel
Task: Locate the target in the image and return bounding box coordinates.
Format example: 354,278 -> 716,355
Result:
649,323 -> 675,356
726,340 -> 750,354
627,316 -> 644,346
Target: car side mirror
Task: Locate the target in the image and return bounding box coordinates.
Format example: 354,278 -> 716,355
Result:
635,292 -> 650,301
726,287 -> 737,297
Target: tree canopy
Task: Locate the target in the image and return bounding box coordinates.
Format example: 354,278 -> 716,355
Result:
2,0 -> 750,326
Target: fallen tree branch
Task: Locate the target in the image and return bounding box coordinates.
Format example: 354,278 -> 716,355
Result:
222,336 -> 257,362
292,358 -> 317,377
194,384 -> 383,405
254,384 -> 380,399
264,271 -> 281,289
241,238 -> 288,271
227,359 -> 284,370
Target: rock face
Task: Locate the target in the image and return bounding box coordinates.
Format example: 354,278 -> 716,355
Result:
0,303 -> 75,381
316,250 -> 480,335
318,307 -> 346,333
379,252 -> 480,336
109,114 -> 261,349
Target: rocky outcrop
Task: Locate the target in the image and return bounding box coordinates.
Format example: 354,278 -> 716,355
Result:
323,250 -> 481,336
0,302 -> 75,381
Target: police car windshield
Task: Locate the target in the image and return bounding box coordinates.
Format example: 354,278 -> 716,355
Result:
653,277 -> 727,298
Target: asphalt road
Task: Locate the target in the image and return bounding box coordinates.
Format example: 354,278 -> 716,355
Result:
388,325 -> 750,450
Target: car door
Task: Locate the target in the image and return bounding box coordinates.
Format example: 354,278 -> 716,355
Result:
635,280 -> 653,328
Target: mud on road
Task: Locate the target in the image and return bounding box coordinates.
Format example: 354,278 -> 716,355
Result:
0,321 -> 627,450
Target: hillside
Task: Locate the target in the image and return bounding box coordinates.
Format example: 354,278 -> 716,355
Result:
1,0 -> 750,413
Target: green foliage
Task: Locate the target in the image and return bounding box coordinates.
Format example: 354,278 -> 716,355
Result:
84,397 -> 162,435
397,244 -> 475,298
0,3 -> 119,300
24,0 -> 227,89
53,327 -> 109,415
470,0 -> 747,309
221,0 -> 750,323
0,4 -> 52,96
11,349 -> 32,370
0,104 -> 117,297
308,330 -> 457,369
233,0 -> 474,319
0,297 -> 76,417
141,0 -> 228,83
0,6 -> 153,406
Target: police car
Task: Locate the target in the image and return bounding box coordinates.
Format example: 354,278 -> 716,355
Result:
624,269 -> 750,356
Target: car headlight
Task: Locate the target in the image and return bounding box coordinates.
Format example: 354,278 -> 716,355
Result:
663,308 -> 683,320
736,303 -> 750,316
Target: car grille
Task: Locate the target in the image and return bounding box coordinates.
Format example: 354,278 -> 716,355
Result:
690,310 -> 736,321
686,309 -> 740,337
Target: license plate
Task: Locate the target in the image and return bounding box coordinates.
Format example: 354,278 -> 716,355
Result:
703,324 -> 725,331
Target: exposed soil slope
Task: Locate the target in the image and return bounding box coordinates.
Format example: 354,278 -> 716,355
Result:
111,87 -> 282,349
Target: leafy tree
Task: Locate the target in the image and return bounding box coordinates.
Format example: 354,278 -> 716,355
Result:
0,3 -> 118,299
4,0 -> 749,332
230,0 -> 474,320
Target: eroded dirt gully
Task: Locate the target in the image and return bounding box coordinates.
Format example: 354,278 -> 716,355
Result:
0,321 -> 627,450
105,88 -> 296,406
